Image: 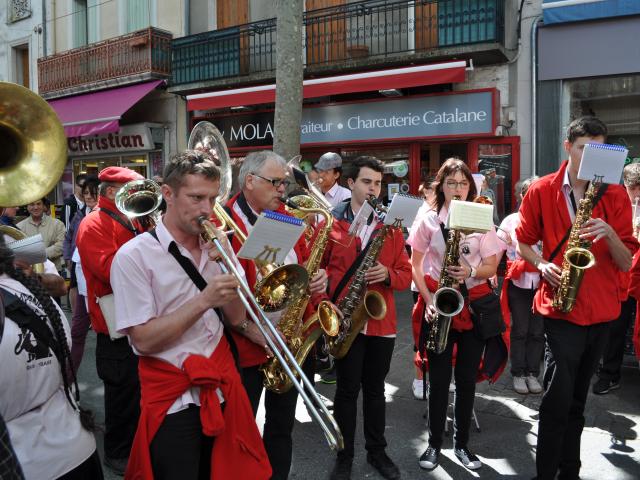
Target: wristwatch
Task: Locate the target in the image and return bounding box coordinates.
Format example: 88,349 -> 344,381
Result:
238,319 -> 250,333
469,266 -> 477,279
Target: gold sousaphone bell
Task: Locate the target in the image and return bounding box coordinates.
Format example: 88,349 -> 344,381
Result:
0,82 -> 67,207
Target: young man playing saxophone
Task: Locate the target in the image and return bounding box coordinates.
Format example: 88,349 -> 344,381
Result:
516,117 -> 638,479
319,156 -> 411,480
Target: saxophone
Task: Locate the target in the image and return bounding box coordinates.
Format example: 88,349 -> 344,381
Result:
551,177 -> 601,313
327,198 -> 395,359
261,195 -> 340,393
426,200 -> 465,354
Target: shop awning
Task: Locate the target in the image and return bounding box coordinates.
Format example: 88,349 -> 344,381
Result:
48,80 -> 164,137
187,61 -> 468,111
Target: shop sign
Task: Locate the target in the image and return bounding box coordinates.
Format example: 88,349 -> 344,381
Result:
67,124 -> 155,156
205,90 -> 495,148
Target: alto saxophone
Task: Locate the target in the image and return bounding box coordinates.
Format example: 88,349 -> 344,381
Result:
426,199 -> 465,354
261,195 -> 339,393
327,197 -> 396,360
551,176 -> 602,312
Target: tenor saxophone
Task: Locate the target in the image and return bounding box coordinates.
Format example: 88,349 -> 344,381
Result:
551,177 -> 601,312
326,198 -> 394,360
261,195 -> 339,393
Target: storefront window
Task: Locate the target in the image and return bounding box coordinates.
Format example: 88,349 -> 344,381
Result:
566,74 -> 640,164
477,144 -> 512,222
420,143 -> 467,184
73,155 -> 149,180
341,147 -> 410,205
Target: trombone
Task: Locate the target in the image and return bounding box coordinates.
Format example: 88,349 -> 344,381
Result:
198,217 -> 344,451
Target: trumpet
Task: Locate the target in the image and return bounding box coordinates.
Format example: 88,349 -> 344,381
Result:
198,217 -> 344,451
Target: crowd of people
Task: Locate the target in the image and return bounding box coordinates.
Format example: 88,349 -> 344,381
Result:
1,115 -> 639,480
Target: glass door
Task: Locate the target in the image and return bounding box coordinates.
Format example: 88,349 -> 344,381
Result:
468,136 -> 520,222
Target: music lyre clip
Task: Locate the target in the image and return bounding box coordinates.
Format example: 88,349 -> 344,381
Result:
255,245 -> 282,268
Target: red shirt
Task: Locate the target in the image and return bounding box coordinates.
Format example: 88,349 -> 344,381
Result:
125,337 -> 271,480
224,193 -> 309,368
76,196 -> 142,335
320,204 -> 412,336
516,161 -> 639,325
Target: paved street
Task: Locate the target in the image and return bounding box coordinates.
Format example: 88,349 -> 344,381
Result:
75,290 -> 640,479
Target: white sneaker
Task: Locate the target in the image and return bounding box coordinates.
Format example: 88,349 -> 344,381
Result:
526,374 -> 543,394
513,376 -> 528,394
412,379 -> 428,400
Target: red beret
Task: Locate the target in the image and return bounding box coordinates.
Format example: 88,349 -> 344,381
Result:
98,166 -> 144,184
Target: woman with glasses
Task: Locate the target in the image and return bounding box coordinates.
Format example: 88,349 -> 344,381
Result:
408,158 -> 502,472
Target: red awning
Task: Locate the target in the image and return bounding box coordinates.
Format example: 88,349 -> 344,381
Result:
187,61 -> 468,111
48,80 -> 164,137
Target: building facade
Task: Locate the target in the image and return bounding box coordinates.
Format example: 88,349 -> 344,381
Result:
36,0 -> 188,201
169,0 -> 538,221
537,0 -> 640,174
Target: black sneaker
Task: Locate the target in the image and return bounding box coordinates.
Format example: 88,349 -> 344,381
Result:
366,451 -> 400,480
454,447 -> 482,470
418,446 -> 440,470
592,377 -> 620,395
329,455 -> 352,480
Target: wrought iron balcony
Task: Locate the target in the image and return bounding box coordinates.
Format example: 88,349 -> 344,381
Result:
171,0 -> 505,89
38,27 -> 172,97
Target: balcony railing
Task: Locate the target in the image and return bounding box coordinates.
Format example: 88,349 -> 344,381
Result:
172,0 -> 504,87
38,27 -> 172,96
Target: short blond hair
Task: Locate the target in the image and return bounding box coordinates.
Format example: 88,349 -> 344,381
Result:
623,163 -> 640,187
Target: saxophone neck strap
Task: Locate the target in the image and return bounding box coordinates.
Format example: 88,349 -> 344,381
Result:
548,183 -> 609,263
331,231 -> 378,304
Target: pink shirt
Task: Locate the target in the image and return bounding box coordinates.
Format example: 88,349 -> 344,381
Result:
498,212 -> 541,289
407,206 -> 502,289
110,218 -> 244,413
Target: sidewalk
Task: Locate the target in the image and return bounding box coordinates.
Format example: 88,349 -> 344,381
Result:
74,290 -> 640,479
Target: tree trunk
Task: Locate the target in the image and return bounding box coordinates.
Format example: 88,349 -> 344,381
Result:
273,0 -> 304,161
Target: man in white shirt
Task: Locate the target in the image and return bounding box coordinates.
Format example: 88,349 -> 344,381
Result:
315,152 -> 351,208
110,150 -> 271,479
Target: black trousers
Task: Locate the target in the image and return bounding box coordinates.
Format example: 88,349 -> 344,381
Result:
537,318 -> 610,480
95,334 -> 140,459
57,450 -> 104,480
242,356 -> 315,480
426,328 -> 484,450
507,281 -> 545,376
150,405 -> 214,480
598,297 -> 635,382
334,333 -> 395,459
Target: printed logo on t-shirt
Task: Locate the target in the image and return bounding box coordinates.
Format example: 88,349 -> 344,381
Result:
14,327 -> 52,365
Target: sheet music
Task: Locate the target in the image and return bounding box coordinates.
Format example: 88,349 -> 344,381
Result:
577,143 -> 628,184
6,234 -> 47,265
383,193 -> 423,227
447,200 -> 493,232
348,201 -> 374,236
237,211 -> 306,265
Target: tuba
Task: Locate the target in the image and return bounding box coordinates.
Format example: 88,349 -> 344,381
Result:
188,121 -> 308,312
551,176 -> 601,313
0,82 -> 66,207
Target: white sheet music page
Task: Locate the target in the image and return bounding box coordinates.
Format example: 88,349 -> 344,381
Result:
348,201 -> 374,236
6,234 -> 47,265
383,193 -> 423,227
447,200 -> 493,232
237,211 -> 306,264
577,143 -> 628,184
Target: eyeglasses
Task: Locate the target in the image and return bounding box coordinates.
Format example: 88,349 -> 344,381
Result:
445,180 -> 470,189
252,173 -> 291,188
